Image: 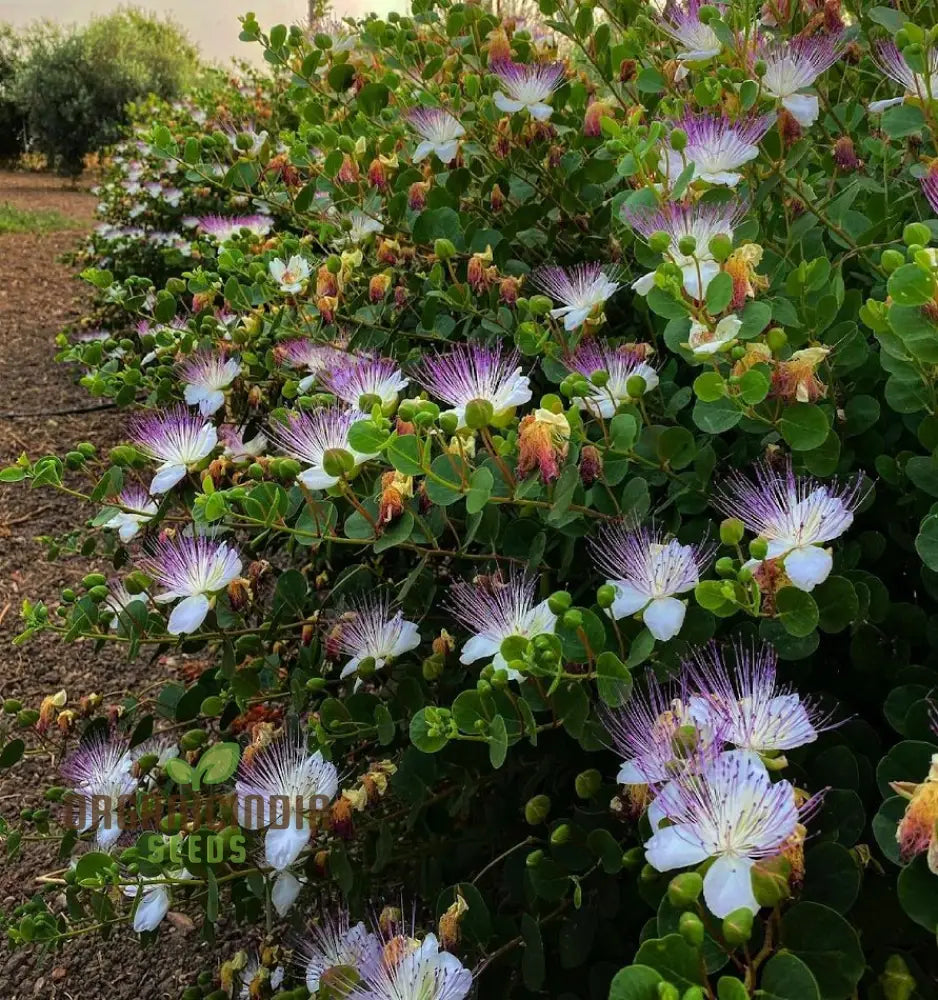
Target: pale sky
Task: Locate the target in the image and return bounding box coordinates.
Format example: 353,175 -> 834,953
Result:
2,1 -> 406,64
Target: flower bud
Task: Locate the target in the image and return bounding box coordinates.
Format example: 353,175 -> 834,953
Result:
679,910 -> 705,948
904,222 -> 932,248
670,128 -> 688,152
550,823 -> 572,845
562,609 -> 583,629
322,447 -> 355,478
525,795 -> 551,825
648,230 -> 672,254
626,374 -> 647,398
464,397 -> 494,429
657,984 -> 680,1000
716,556 -> 736,577
547,590 -> 572,614
751,854 -> 792,905
765,327 -> 787,353
749,537 -> 769,560
434,238 -> 458,260
677,235 -> 697,256
667,871 -> 704,908
881,955 -> 917,1000
708,232 -> 733,262
721,907 -> 754,945
575,769 -> 602,799
527,294 -> 554,317
597,583 -> 617,608
526,849 -> 545,867
719,517 -> 745,546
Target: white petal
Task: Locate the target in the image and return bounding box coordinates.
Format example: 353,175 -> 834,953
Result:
167,593 -> 211,635
703,854 -> 758,918
132,886 -> 171,932
118,518 -> 141,543
197,390 -> 225,416
699,170 -> 742,187
235,786 -> 273,829
340,656 -> 362,679
269,260 -> 286,281
460,633 -> 501,665
434,140 -> 460,164
681,259 -> 721,301
643,596 -> 687,641
868,96 -> 904,113
783,545 -> 832,592
493,92 -> 524,113
265,818 -> 310,871
95,815 -> 123,849
563,306 -> 592,331
631,272 -> 656,296
149,463 -> 186,494
298,466 -> 339,490
607,581 -> 649,620
271,871 -> 304,916
782,93 -> 819,127
645,823 -> 710,872
529,102 -> 554,121
412,140 -> 434,162
391,620 -> 422,656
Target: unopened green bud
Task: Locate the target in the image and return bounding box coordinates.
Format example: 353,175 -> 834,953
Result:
597,584 -> 617,608
179,729 -> 207,751
670,128 -> 688,152
422,654 -> 445,681
322,447 -> 355,478
697,4 -> 719,22
356,656 -> 377,678
562,609 -> 583,629
124,571 -> 150,595
679,910 -> 705,948
550,823 -> 572,845
751,855 -> 791,906
326,254 -> 342,274
667,871 -> 704,908
526,849 -> 545,868
82,573 -> 107,590
528,294 -> 554,317
306,676 -> 328,691
438,412 -> 459,435
590,368 -> 610,388
434,238 -> 458,260
719,517 -> 745,546
61,588 -> 76,603
715,556 -> 736,577
708,233 -> 733,263
525,794 -> 551,825
622,846 -> 645,869
765,327 -> 787,353
904,222 -> 931,247
881,954 -> 917,1000
649,230 -> 672,254
677,235 -> 697,256
749,537 -> 768,560
656,984 -> 679,1000
721,907 -> 754,945
465,398 -> 494,429
881,248 -> 906,274
248,462 -> 265,480
753,58 -> 767,76
626,374 -> 647,398
639,863 -> 660,883
88,585 -> 109,603
547,590 -> 572,615
575,769 -> 602,799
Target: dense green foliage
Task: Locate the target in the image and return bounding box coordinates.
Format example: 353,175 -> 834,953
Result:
2,1 -> 938,998
1,9 -> 199,173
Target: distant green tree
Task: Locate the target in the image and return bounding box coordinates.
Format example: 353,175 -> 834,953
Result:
12,8 -> 200,174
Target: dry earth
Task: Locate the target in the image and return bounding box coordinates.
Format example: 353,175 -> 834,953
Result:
0,172 -> 246,1000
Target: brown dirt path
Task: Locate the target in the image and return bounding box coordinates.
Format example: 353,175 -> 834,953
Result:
0,172 -> 243,1000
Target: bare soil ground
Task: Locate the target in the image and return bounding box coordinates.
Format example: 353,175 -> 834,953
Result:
0,172 -> 242,1000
